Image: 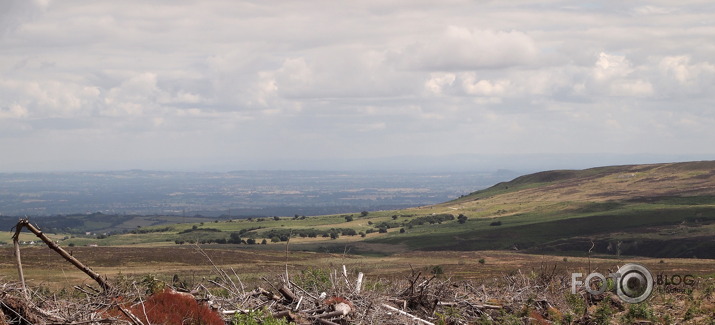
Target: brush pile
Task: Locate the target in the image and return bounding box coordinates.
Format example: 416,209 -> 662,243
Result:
0,260 -> 582,325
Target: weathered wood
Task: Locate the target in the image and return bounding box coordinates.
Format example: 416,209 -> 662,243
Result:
12,219 -> 112,291
11,224 -> 28,299
117,305 -> 145,325
315,318 -> 340,325
381,303 -> 435,325
278,285 -> 297,302
355,272 -> 364,293
256,287 -> 282,301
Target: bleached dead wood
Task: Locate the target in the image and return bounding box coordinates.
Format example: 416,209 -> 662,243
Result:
381,303 -> 435,325
355,272 -> 364,293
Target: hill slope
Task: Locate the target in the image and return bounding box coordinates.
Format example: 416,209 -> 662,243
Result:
25,161 -> 715,259
369,161 -> 715,257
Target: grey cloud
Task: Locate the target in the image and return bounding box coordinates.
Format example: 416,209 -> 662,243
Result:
2,0 -> 715,171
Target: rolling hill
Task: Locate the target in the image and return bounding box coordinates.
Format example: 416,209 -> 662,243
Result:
369,160 -> 715,258
8,161 -> 715,259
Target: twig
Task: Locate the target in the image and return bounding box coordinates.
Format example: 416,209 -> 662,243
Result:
11,222 -> 28,299
381,303 -> 435,325
117,305 -> 145,325
230,267 -> 246,294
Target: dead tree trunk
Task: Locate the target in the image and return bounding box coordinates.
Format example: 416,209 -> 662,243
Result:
12,219 -> 112,292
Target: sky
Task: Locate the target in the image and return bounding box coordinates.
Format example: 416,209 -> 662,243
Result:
1,0 -> 715,172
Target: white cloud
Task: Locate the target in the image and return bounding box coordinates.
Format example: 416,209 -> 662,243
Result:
2,0 -> 715,171
401,26 -> 539,70
424,73 -> 455,95
593,52 -> 633,81
461,73 -> 511,97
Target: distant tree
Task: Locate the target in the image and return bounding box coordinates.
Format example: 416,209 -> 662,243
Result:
367,221 -> 373,225
458,214 -> 468,224
273,216 -> 280,221
392,215 -> 398,220
228,232 -> 242,244
378,227 -> 387,233
246,238 -> 256,245
361,211 -> 369,217
344,215 -> 353,222
330,232 -> 339,239
399,228 -> 405,233
261,239 -> 267,245
489,220 -> 502,226
359,232 -> 366,238
271,236 -> 280,243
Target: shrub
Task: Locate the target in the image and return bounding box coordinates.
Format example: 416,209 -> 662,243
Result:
593,297 -> 614,325
490,220 -> 502,226
232,308 -> 290,325
431,265 -> 444,275
126,289 -> 224,325
458,214 -> 468,224
295,268 -> 331,292
621,303 -> 654,323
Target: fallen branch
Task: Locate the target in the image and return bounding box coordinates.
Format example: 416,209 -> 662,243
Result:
12,219 -> 112,291
381,303 -> 435,325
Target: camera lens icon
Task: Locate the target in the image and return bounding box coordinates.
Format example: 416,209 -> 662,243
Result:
616,263 -> 653,303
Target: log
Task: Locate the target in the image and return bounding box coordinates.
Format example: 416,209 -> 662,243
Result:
12,219 -> 112,291
278,285 -> 297,302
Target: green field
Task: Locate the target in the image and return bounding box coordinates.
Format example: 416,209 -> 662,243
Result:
6,161 -> 715,260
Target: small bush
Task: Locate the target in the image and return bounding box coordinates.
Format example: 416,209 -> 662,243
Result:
621,303 -> 654,323
232,308 -> 290,325
593,297 -> 614,325
118,289 -> 224,325
431,265 -> 444,275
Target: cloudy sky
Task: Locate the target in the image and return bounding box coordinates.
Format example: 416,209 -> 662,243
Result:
1,0 -> 715,171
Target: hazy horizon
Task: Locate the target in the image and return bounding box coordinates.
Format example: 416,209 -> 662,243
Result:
2,153 -> 714,174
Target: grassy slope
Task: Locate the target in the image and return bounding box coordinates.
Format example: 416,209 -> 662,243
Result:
368,161 -> 715,257
32,161 -> 715,258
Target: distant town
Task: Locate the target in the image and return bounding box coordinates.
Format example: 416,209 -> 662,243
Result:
0,170 -> 519,217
